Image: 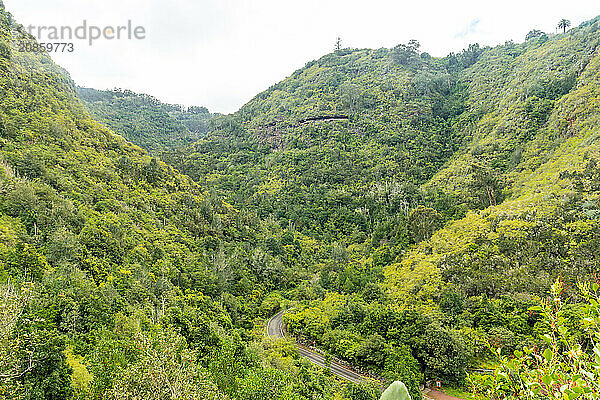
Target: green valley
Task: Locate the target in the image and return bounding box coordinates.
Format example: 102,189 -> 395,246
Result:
2,1 -> 600,399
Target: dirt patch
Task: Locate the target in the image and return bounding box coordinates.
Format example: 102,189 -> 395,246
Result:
424,389 -> 467,400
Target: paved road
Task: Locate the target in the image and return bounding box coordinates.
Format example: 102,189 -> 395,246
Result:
267,311 -> 469,400
267,310 -> 365,384
266,310 -> 286,338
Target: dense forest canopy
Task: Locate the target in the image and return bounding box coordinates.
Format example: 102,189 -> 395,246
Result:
2,0 -> 600,398
77,87 -> 214,154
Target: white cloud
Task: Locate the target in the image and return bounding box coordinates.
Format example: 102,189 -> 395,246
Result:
4,0 -> 599,113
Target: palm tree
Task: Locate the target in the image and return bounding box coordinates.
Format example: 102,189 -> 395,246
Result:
558,19 -> 571,33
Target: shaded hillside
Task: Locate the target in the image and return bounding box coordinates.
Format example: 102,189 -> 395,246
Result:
77,87 -> 213,154
164,43 -> 476,242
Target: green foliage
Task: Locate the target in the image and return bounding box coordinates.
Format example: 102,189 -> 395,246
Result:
408,205 -> 443,243
3,243 -> 48,280
383,345 -> 423,399
104,330 -> 225,400
235,368 -> 293,400
380,381 -> 411,400
525,29 -> 548,42
285,294 -> 464,394
471,278 -> 600,399
412,324 -> 471,384
0,282 -> 73,400
163,44 -> 468,244
344,381 -> 380,400
0,6 -> 345,399
64,347 -> 93,399
77,87 -> 213,154
3,1 -> 600,398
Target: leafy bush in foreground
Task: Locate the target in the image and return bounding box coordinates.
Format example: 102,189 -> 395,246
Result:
471,278 -> 600,399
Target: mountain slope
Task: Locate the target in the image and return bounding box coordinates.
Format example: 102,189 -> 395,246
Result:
166,18 -> 600,300
387,29 -> 600,303
426,21 -> 599,204
164,44 -> 475,244
77,87 -> 213,154
0,5 -> 352,399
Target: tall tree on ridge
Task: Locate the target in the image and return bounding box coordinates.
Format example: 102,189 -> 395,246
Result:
558,19 -> 571,33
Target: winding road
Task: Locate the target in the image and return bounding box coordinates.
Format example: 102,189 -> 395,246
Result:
267,310 -> 468,400
267,310 -> 368,384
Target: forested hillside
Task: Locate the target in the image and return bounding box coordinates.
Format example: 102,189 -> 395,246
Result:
0,4 -> 361,399
388,19 -> 600,303
163,15 -> 600,398
165,17 -> 600,296
78,87 -> 213,154
2,0 -> 600,397
164,42 -> 473,242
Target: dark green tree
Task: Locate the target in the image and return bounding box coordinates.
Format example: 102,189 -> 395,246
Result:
334,37 -> 342,51
525,29 -> 546,41
557,19 -> 571,33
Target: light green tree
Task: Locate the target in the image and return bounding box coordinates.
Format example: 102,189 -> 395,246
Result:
380,381 -> 411,400
105,330 -> 227,400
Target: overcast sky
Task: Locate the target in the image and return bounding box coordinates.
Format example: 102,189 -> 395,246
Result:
3,0 -> 599,113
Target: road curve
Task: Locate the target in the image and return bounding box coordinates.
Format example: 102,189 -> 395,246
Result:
267,310 -> 366,384
267,311 -> 469,399
266,309 -> 286,338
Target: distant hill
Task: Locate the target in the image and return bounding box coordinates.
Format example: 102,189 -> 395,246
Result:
77,87 -> 214,154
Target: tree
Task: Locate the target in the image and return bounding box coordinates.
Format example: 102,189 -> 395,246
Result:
471,278 -> 600,399
557,19 -> 571,33
407,206 -> 443,243
343,381 -> 379,400
340,83 -> 363,113
0,283 -> 32,385
143,157 -> 161,184
467,163 -> 504,208
0,283 -> 73,400
525,29 -> 547,41
105,330 -> 227,400
236,368 -> 294,400
334,37 -> 342,51
459,43 -> 482,68
355,334 -> 387,368
392,43 -> 418,65
384,345 -> 423,399
407,39 -> 420,53
413,325 -> 471,384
